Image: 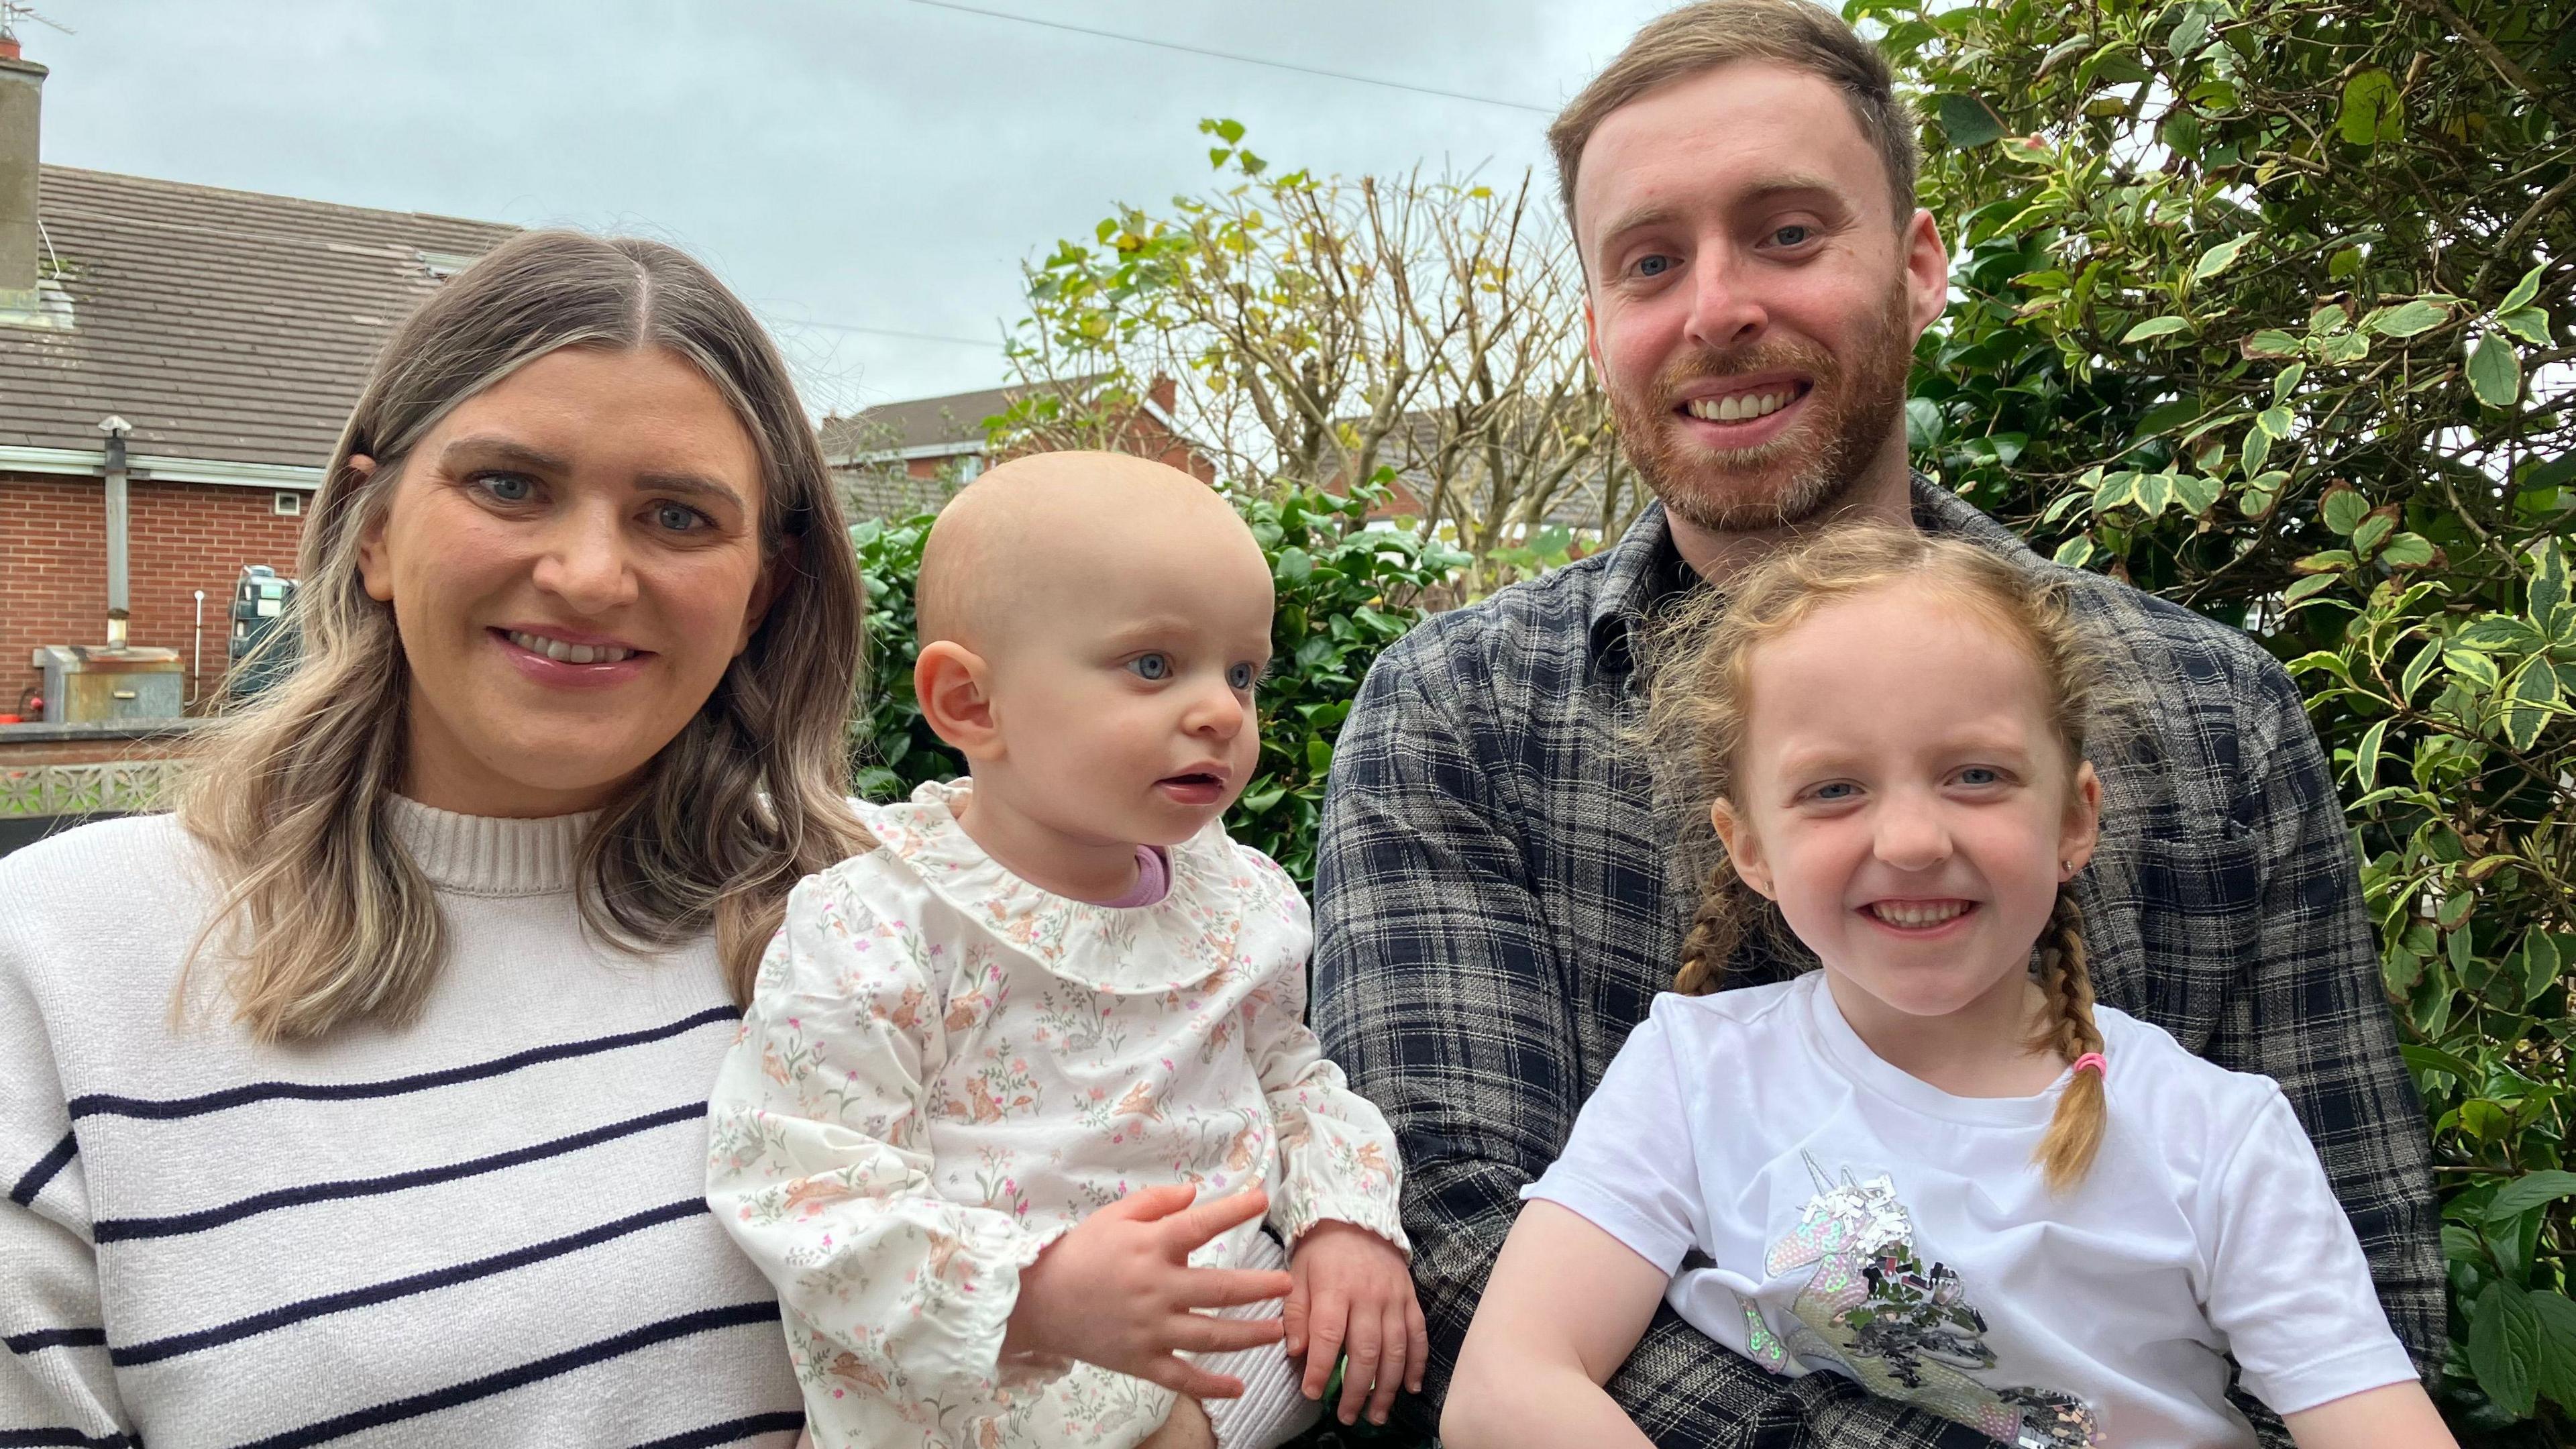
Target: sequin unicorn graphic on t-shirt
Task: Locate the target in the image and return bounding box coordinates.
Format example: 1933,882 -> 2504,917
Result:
1748,1156 -> 2100,1449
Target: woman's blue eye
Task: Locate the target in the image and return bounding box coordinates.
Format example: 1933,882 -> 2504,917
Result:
1227,662 -> 1259,690
1128,653 -> 1172,682
653,502 -> 704,533
480,474 -> 534,503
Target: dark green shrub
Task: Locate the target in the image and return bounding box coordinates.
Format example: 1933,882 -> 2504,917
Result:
1861,0 -> 2573,1433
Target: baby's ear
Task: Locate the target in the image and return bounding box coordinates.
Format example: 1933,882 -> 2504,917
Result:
915,641 -> 1000,758
1708,799 -> 1776,899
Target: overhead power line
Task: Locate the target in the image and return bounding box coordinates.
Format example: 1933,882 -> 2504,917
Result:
900,0 -> 1555,114
771,313 -> 1006,348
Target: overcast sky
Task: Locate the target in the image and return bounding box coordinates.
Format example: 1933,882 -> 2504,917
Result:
21,1 -> 1672,420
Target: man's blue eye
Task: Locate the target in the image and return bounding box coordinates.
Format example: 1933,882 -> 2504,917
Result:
1228,662 -> 1259,690
1635,254 -> 1674,277
1772,225 -> 1811,246
1128,654 -> 1172,682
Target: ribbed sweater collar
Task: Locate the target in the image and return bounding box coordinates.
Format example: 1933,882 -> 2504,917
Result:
384,795 -> 598,897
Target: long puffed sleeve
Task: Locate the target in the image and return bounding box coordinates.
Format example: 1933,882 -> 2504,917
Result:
706,865 -> 1063,1431
1236,868 -> 1409,1254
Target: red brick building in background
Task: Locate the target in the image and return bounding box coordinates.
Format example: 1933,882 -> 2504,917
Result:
818,374 -> 1214,521
0,40 -> 515,712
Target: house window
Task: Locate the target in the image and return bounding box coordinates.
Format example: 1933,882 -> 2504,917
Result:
273,491 -> 303,517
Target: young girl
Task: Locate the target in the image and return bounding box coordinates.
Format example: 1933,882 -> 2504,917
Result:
708,451 -> 1423,1449
1442,527 -> 2449,1449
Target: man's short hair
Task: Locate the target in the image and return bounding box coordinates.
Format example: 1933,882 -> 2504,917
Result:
1548,0 -> 1921,237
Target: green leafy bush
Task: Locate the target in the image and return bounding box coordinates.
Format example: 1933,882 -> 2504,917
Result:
1860,0 -> 2573,1434
846,513 -> 949,804
845,480 -> 1468,883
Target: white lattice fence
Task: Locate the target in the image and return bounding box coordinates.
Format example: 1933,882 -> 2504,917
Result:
0,759 -> 186,818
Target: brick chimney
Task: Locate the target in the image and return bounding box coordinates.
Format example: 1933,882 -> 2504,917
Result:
0,32 -> 46,301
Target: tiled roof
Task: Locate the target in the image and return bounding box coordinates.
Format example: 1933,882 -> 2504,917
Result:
1362,403 -> 1631,531
0,165 -> 517,466
837,467 -> 963,523
816,374 -> 1107,463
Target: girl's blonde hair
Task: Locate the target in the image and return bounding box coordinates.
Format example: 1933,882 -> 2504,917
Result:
1643,525 -> 2112,1193
178,229 -> 873,1042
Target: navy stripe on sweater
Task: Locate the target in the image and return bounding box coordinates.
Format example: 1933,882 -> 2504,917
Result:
68,1006 -> 739,1122
112,1197 -> 710,1364
0,1430 -> 138,1448
8,1132 -> 76,1207
91,1103 -> 704,1243
4,1326 -> 107,1354
630,1411 -> 808,1449
221,1301 -> 784,1449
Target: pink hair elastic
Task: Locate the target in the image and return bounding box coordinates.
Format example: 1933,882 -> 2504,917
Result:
2070,1052 -> 2108,1078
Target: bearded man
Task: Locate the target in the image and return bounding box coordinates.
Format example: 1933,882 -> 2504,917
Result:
1308,3 -> 2441,1444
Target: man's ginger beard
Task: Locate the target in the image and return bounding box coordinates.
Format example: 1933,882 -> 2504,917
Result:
1609,278 -> 1917,534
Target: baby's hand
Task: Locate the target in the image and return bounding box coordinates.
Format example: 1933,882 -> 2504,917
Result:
1005,1184 -> 1293,1400
1285,1220 -> 1427,1427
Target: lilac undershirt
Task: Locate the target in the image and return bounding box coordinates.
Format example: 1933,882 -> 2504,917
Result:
1085,845 -> 1171,908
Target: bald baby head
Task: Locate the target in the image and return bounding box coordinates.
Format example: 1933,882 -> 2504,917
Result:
917,451 -> 1269,653
908,450 -> 1275,865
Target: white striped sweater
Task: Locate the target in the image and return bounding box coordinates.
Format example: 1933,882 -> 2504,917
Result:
0,802 -> 803,1448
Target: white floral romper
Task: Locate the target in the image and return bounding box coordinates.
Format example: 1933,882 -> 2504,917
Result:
707,781 -> 1409,1449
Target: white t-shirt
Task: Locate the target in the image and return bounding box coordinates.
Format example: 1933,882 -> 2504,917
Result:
1524,973 -> 2416,1449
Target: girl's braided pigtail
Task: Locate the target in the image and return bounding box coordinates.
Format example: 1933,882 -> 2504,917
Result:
2031,885 -> 2108,1193
1674,852 -> 1762,996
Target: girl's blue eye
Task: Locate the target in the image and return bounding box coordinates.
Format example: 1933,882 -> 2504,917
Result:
1227,662 -> 1259,690
1813,782 -> 1857,800
480,473 -> 534,504
1958,767 -> 2000,786
1128,653 -> 1172,682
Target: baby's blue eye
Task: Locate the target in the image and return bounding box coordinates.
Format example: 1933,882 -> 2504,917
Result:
1813,782 -> 1857,800
1128,653 -> 1172,682
1228,662 -> 1259,690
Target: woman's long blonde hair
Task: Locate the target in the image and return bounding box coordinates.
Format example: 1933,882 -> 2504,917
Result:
1643,525 -> 2113,1193
179,230 -> 872,1042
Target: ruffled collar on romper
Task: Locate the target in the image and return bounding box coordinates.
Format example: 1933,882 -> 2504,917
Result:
861,779 -> 1283,998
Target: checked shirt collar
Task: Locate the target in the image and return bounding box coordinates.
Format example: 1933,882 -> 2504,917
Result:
1579,470 -> 2030,673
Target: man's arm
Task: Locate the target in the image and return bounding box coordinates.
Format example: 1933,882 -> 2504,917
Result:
2218,655 -> 2445,1369
1311,644 -> 1578,1418
1311,637 -> 1992,1449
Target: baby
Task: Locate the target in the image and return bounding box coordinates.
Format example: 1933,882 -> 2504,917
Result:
708,452 -> 1424,1449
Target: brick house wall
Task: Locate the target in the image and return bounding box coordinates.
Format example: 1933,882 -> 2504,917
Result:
1,472 -> 305,711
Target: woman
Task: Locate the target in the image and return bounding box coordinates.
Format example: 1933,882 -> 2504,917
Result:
0,231 -> 871,1446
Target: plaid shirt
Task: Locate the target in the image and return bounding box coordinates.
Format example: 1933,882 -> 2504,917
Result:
1311,480 -> 2442,1448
